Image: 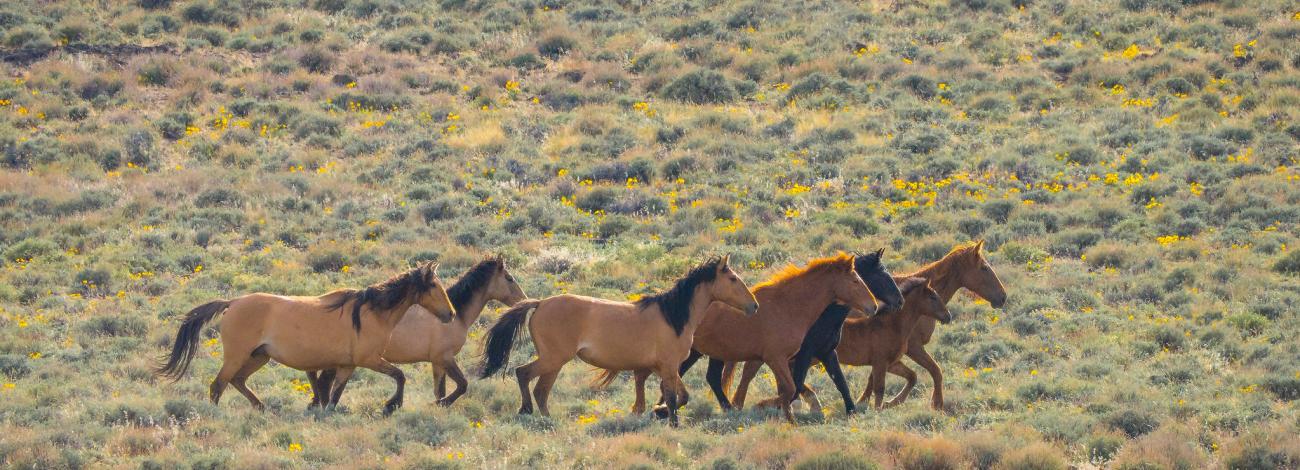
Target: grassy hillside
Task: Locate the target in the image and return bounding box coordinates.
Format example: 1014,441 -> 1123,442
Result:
2,0 -> 1299,467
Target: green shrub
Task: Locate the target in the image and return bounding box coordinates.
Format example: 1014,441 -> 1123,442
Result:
662,70 -> 737,104
1273,250 -> 1300,275
5,238 -> 57,262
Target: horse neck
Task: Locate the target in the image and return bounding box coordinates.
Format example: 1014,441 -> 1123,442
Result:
377,296 -> 421,330
684,284 -> 721,332
454,289 -> 490,328
910,257 -> 965,304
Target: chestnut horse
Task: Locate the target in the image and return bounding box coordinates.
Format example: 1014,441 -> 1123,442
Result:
479,256 -> 758,426
651,253 -> 878,423
843,278 -> 951,409
307,256 -> 526,408
729,277 -> 951,411
879,241 -> 1006,409
723,249 -> 907,415
157,262 -> 456,415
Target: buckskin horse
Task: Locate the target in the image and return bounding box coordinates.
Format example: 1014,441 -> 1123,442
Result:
157,262 -> 455,415
479,256 -> 759,426
306,256 -> 526,408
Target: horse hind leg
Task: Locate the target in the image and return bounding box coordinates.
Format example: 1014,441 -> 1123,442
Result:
514,360 -> 540,414
209,350 -> 250,406
532,370 -> 561,417
230,348 -> 271,411
632,369 -> 652,415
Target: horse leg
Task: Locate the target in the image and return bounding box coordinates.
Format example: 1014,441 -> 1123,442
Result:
229,350 -> 271,411
432,363 -> 448,401
514,360 -> 539,414
883,362 -> 918,408
767,358 -> 798,423
705,358 -> 733,411
869,362 -> 888,410
532,370 -> 561,417
362,361 -> 405,416
437,360 -> 469,407
908,346 -> 945,410
306,371 -> 323,408
631,369 -> 651,415
656,367 -> 687,427
790,352 -> 817,414
208,354 -> 246,406
328,367 -> 354,409
731,361 -> 762,409
820,351 -> 854,415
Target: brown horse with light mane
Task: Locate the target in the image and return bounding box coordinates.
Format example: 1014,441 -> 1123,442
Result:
479,256 -> 758,426
307,257 -> 526,408
157,262 -> 455,415
646,253 -> 879,423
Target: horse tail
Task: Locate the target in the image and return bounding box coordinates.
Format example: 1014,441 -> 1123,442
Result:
478,299 -> 539,378
156,299 -> 230,381
591,368 -> 621,389
719,361 -> 737,395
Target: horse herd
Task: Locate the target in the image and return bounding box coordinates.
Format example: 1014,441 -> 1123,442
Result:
157,242 -> 1006,426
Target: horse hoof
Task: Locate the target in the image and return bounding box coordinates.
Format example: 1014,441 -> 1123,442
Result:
436,398 -> 453,407
651,406 -> 670,420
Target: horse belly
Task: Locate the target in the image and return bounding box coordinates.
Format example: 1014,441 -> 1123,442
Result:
576,338 -> 655,371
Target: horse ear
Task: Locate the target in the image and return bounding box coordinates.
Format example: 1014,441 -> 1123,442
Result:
876,247 -> 885,258
719,254 -> 730,270
976,240 -> 985,251
428,263 -> 440,281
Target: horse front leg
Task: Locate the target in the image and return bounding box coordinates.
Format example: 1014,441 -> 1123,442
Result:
363,361 -> 405,416
766,357 -> 798,423
705,358 -> 733,411
908,345 -> 945,410
437,360 -> 469,407
820,351 -> 854,415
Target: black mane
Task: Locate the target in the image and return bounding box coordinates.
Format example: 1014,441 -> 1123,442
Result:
324,264 -> 436,332
447,257 -> 502,313
635,256 -> 723,336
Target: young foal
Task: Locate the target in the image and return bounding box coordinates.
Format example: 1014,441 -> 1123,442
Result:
879,241 -> 1006,409
656,254 -> 878,423
307,257 -> 526,408
157,263 -> 455,415
838,279 -> 950,409
725,249 -> 906,415
479,256 -> 758,426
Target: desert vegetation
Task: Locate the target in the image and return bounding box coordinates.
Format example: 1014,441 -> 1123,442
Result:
1,0 -> 1299,468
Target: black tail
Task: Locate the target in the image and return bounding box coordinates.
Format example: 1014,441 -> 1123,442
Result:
478,299 -> 539,378
156,300 -> 230,381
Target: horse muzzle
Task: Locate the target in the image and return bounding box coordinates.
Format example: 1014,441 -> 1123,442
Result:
744,302 -> 759,316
